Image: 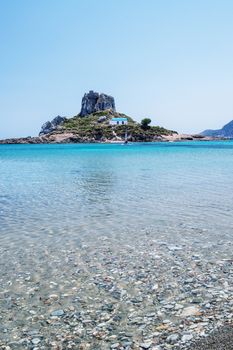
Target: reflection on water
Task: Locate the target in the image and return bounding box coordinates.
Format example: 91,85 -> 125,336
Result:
73,168 -> 115,206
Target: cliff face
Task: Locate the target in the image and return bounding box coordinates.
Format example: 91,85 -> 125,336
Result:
201,120 -> 233,138
39,116 -> 66,135
80,90 -> 115,116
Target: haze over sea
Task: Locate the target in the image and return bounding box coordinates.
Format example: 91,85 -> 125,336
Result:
1,142 -> 233,349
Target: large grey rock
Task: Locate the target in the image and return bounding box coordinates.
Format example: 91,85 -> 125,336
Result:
39,116 -> 66,135
97,116 -> 107,123
80,90 -> 115,116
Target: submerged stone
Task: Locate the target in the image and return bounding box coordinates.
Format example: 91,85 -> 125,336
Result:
50,309 -> 64,317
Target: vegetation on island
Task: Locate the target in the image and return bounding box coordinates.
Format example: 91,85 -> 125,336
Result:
57,110 -> 176,142
141,118 -> 152,130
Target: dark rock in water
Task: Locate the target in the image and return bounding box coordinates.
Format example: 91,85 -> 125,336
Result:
39,116 -> 66,135
80,90 -> 115,116
201,120 -> 233,138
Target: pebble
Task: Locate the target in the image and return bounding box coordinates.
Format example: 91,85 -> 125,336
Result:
181,306 -> 200,317
140,342 -> 152,349
50,309 -> 64,317
182,334 -> 193,342
167,334 -> 180,344
0,229 -> 232,350
31,338 -> 41,345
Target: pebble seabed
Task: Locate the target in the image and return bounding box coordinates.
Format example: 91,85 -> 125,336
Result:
0,226 -> 232,350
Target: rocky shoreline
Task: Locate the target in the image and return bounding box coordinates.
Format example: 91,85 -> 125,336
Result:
0,133 -> 221,144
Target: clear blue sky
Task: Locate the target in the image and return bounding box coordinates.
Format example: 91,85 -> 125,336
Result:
1,0 -> 233,138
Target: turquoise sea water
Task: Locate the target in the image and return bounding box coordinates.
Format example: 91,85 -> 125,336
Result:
1,141 -> 233,241
1,141 -> 233,348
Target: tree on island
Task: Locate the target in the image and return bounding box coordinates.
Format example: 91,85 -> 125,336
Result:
141,118 -> 151,129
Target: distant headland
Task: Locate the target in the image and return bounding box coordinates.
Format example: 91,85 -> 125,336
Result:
201,120 -> 233,138
0,91 -> 221,144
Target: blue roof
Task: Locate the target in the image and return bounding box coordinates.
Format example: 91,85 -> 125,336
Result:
111,118 -> 127,121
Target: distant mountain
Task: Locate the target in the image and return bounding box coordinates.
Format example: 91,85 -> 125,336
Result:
201,120 -> 233,138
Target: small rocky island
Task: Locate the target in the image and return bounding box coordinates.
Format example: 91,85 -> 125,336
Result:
0,91 -> 213,144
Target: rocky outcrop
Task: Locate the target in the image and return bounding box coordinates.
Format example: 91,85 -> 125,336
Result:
39,116 -> 66,135
1,91 -> 221,144
0,132 -> 218,144
0,137 -> 43,144
0,133 -> 82,144
201,120 -> 233,138
161,134 -> 216,142
97,116 -> 107,123
80,90 -> 115,116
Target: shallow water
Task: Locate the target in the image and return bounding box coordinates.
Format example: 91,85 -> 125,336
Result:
0,141 -> 233,349
1,141 -> 233,239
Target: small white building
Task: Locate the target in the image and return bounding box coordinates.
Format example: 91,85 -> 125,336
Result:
110,117 -> 128,125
